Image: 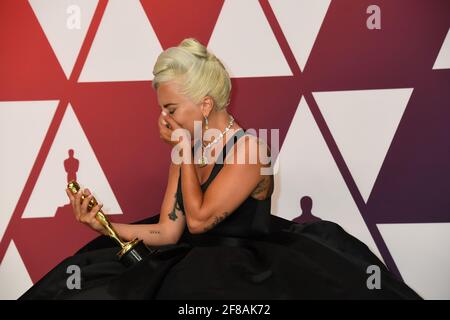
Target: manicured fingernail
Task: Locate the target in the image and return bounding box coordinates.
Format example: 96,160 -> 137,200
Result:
161,110 -> 167,116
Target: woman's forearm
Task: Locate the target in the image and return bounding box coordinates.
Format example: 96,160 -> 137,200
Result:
109,222 -> 176,246
181,149 -> 204,220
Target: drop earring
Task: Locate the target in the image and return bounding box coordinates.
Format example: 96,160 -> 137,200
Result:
199,115 -> 209,167
204,115 -> 209,130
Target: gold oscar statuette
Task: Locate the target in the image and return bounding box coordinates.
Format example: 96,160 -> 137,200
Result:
67,180 -> 151,266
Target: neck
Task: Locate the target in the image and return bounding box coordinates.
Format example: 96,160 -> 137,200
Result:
202,110 -> 241,148
206,110 -> 232,132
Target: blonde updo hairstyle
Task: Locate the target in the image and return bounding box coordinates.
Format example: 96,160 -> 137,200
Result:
152,38 -> 232,111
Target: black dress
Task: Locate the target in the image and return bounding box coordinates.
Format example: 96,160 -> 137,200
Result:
19,129 -> 421,300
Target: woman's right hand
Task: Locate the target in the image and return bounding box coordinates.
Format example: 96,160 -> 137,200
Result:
158,110 -> 190,148
65,187 -> 106,235
158,110 -> 173,145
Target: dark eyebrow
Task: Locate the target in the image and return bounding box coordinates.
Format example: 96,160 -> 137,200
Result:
163,103 -> 177,108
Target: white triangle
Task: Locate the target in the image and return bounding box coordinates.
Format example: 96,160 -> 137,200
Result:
313,88 -> 413,203
79,0 -> 163,82
378,223 -> 450,299
208,0 -> 292,78
29,0 -> 99,78
433,28 -> 450,69
0,101 -> 58,240
269,0 -> 330,71
22,103 -> 123,218
0,241 -> 33,299
271,97 -> 384,262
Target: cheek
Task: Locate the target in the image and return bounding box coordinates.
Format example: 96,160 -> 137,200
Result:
176,109 -> 198,130
173,112 -> 186,127
172,113 -> 191,134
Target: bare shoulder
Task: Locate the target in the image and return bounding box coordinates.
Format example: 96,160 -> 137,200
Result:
228,134 -> 274,200
226,134 -> 270,164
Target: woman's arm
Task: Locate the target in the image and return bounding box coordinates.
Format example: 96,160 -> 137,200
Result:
110,162 -> 186,246
108,221 -> 173,247
181,134 -> 269,234
159,112 -> 271,235
68,162 -> 186,246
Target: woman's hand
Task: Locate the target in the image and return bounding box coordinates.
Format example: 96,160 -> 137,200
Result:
65,187 -> 107,235
158,110 -> 191,148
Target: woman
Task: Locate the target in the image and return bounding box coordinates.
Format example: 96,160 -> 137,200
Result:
20,38 -> 421,300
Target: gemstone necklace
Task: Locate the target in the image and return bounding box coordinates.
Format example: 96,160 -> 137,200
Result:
198,115 -> 235,167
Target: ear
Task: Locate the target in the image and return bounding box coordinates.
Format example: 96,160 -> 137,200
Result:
200,96 -> 214,117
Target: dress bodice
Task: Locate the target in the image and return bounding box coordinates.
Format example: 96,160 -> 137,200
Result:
176,129 -> 271,239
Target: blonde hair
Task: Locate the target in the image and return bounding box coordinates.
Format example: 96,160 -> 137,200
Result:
152,38 -> 232,111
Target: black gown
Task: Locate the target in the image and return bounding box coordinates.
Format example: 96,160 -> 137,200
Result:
19,129 -> 421,300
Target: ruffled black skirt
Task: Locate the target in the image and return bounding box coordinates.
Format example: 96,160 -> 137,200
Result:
19,215 -> 421,300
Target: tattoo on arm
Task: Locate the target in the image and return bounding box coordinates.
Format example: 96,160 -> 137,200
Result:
148,230 -> 160,234
175,197 -> 184,215
258,138 -> 271,159
168,193 -> 184,221
203,211 -> 231,232
251,178 -> 269,198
